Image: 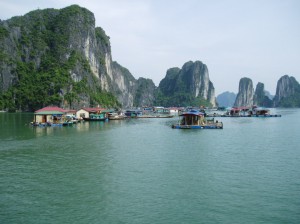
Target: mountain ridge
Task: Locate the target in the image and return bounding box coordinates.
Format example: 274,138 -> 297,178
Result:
1,5 -> 298,111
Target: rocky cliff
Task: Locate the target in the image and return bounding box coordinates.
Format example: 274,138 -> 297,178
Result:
234,77 -> 254,107
0,5 -> 155,111
273,75 -> 300,107
156,61 -> 216,107
253,82 -> 272,107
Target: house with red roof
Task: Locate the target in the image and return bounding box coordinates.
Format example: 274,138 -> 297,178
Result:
33,106 -> 67,123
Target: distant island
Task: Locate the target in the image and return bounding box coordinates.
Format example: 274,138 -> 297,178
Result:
230,76 -> 300,108
216,92 -> 236,107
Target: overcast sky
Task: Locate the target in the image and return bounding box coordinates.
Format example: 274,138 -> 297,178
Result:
1,0 -> 300,95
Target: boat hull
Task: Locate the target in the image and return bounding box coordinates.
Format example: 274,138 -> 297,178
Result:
83,118 -> 107,121
172,124 -> 223,129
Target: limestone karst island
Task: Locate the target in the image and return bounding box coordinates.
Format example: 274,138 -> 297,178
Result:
0,5 -> 299,128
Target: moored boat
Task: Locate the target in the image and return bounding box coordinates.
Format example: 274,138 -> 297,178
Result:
172,110 -> 223,129
124,109 -> 142,118
83,113 -> 107,121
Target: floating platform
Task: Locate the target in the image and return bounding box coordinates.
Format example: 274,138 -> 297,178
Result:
207,114 -> 281,118
172,124 -> 223,129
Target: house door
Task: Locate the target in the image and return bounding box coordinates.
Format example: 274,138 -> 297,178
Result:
42,115 -> 47,123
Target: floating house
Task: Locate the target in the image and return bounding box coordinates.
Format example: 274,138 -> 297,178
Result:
172,110 -> 223,129
76,107 -> 106,119
76,107 -> 109,121
32,106 -> 67,126
250,107 -> 281,117
229,107 -> 250,116
207,106 -> 281,117
153,106 -> 170,114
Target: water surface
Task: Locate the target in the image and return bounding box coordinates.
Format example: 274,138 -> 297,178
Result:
1,109 -> 300,223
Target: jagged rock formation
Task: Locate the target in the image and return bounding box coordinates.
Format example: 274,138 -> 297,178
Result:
134,78 -> 156,107
234,77 -> 254,107
156,61 -> 216,107
0,5 -> 155,111
253,82 -> 272,107
110,61 -> 137,107
253,82 -> 264,106
216,91 -> 236,107
273,75 -> 300,107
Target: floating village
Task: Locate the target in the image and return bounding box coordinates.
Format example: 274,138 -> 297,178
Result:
30,105 -> 281,130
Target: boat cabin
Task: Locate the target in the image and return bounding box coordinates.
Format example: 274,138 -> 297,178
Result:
179,110 -> 206,126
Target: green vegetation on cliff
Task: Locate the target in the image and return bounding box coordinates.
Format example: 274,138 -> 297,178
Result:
273,76 -> 300,107
134,78 -> 156,107
0,51 -> 120,111
155,62 -> 215,107
155,90 -> 212,107
0,5 -> 120,111
253,82 -> 273,107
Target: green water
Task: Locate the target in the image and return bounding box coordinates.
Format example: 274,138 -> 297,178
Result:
1,109 -> 300,224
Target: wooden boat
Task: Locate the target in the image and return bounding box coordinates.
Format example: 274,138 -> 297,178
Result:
83,113 -> 107,121
172,110 -> 223,129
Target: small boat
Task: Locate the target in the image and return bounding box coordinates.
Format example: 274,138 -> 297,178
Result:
65,115 -> 80,124
172,110 -> 223,129
83,113 -> 107,121
108,112 -> 126,120
124,110 -> 142,118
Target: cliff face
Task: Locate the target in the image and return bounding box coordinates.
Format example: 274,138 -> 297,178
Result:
134,78 -> 156,107
273,75 -> 300,107
234,77 -> 254,107
233,76 -> 300,108
110,62 -> 156,107
156,61 -> 216,107
253,82 -> 273,107
0,5 -> 155,111
253,82 -> 264,106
